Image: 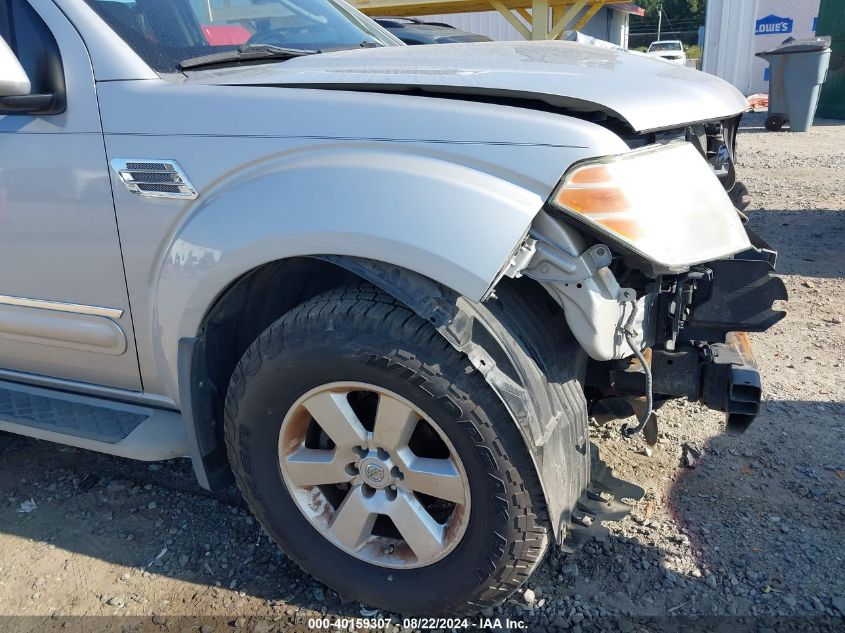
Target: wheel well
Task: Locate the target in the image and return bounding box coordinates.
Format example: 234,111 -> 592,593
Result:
183,253 -> 583,540
205,257 -> 361,386
184,257 -> 364,489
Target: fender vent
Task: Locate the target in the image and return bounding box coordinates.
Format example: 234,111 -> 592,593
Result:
110,159 -> 198,200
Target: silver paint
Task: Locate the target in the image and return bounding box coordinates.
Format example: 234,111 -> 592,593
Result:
96,79 -> 629,399
184,41 -> 749,133
7,1 -> 752,406
0,0 -> 140,389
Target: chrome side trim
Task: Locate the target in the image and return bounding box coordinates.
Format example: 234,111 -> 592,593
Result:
0,294 -> 123,319
0,305 -> 127,355
110,159 -> 198,200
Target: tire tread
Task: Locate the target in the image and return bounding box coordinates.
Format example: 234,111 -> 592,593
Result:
224,283 -> 553,612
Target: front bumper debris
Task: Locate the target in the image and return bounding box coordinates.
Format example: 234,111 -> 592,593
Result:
588,245 -> 786,435
603,331 -> 764,435
702,332 -> 762,434
674,260 -> 787,343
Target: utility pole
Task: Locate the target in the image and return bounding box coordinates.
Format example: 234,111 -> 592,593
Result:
657,3 -> 663,40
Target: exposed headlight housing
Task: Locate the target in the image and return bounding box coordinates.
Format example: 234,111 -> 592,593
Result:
549,142 -> 750,271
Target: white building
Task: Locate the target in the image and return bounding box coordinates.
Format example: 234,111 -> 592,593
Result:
703,0 -> 822,95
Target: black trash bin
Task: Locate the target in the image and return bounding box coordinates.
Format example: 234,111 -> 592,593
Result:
757,36 -> 832,132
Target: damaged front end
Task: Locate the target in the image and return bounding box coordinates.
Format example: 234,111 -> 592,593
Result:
586,252 -> 787,437
326,120 -> 786,551
506,137 -> 787,442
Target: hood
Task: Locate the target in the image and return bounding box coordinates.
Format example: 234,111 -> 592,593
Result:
190,41 -> 748,133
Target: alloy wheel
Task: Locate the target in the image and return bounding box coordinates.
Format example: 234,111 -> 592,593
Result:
278,381 -> 471,568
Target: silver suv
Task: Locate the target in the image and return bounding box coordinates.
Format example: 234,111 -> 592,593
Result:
0,0 -> 785,615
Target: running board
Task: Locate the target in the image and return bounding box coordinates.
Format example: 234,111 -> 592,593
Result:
0,380 -> 187,461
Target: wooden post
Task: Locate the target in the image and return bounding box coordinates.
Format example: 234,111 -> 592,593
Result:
531,0 -> 549,39
548,0 -> 588,40
571,1 -> 604,32
516,7 -> 532,23
489,0 -> 533,40
551,4 -> 564,35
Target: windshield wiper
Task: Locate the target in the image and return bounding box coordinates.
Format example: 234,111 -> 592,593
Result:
319,41 -> 386,53
179,44 -> 318,70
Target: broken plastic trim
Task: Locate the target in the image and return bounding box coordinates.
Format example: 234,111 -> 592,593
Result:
318,255 -> 554,447
317,255 -> 592,542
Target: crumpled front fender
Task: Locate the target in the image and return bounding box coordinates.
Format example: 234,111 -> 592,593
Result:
153,145 -> 546,401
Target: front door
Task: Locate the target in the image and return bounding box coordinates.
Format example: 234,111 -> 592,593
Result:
0,0 -> 141,390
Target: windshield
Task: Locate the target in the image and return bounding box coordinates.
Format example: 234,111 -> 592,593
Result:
83,0 -> 397,73
648,42 -> 682,52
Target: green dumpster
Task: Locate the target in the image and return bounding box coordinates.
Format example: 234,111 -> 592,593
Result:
817,0 -> 845,119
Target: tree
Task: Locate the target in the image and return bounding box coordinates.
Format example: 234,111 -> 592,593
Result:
635,0 -> 707,22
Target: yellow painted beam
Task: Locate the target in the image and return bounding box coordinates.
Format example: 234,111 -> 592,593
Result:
531,0 -> 549,39
571,0 -> 604,31
548,0 -> 587,40
516,7 -> 532,23
489,0 -> 532,40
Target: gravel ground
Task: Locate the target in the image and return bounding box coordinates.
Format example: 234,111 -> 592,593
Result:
0,113 -> 843,633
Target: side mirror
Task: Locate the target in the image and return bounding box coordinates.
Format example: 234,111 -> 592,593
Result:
0,36 -> 31,97
0,36 -> 60,114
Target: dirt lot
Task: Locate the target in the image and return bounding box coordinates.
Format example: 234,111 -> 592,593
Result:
0,113 -> 843,633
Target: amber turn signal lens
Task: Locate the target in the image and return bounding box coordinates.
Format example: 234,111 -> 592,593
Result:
554,186 -> 631,215
553,164 -> 639,236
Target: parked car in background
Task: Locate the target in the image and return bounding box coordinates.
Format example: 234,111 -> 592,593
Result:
1,0 -> 785,617
646,39 -> 687,64
374,17 -> 491,44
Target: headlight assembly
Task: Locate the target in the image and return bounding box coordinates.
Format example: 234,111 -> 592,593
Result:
549,142 -> 751,271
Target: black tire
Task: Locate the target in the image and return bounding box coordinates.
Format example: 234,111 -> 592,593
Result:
765,114 -> 785,131
224,284 -> 551,614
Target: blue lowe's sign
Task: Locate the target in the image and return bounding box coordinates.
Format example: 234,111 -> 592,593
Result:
756,14 -> 794,35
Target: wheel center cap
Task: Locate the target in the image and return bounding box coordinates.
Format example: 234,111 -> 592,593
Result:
360,458 -> 390,488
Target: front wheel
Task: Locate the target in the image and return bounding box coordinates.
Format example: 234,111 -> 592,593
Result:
224,285 -> 551,614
